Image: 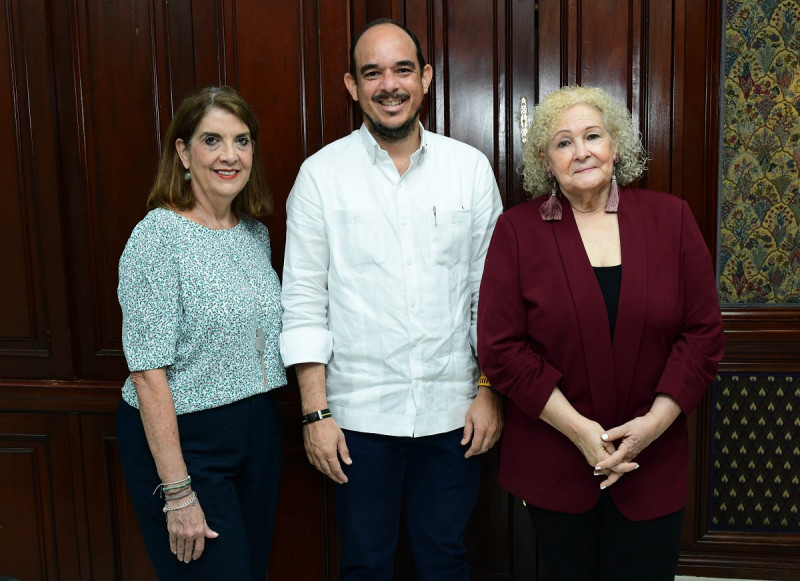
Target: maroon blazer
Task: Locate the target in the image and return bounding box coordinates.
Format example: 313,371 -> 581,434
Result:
477,189 -> 724,521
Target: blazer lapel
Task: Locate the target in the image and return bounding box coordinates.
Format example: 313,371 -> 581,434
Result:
553,206 -> 618,428
613,191 -> 648,423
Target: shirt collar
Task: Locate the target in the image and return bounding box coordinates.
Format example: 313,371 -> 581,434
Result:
358,122 -> 429,165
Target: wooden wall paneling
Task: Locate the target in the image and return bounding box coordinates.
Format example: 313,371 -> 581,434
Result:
675,1 -> 720,574
683,320 -> 800,580
79,412 -> 159,581
437,1 -> 500,181
720,309 -> 800,373
574,0 -> 631,107
162,0 -> 202,115
0,413 -> 81,581
0,440 -> 48,580
316,2 -> 355,146
186,0 -> 226,89
535,0 -> 563,100
0,0 -> 73,380
359,0 -> 405,23
492,0 -> 510,208
270,456 -> 339,580
61,0 -> 188,381
407,0 -> 438,134
269,399 -> 340,580
232,0 -> 305,273
508,0 -> 540,208
677,0 -> 722,252
561,0 -> 578,87
231,0 -> 350,275
640,0 -> 675,194
216,0 -> 238,87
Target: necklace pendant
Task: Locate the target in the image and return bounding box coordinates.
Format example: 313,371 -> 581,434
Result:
255,326 -> 266,353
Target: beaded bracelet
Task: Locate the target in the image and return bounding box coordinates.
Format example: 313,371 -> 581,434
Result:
163,491 -> 197,514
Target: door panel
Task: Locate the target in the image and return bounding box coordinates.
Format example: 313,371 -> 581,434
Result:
0,413 -> 80,581
0,0 -> 72,379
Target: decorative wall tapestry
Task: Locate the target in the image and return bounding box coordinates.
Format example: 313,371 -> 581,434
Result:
719,0 -> 800,304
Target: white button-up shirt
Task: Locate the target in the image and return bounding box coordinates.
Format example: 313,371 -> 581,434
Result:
281,124 -> 502,436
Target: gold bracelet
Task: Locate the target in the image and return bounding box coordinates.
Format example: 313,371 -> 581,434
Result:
478,375 -> 491,388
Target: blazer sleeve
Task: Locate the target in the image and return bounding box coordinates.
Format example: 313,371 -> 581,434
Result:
477,214 -> 563,420
654,200 -> 725,414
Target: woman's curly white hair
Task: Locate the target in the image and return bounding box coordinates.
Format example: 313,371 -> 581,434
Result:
521,85 -> 649,197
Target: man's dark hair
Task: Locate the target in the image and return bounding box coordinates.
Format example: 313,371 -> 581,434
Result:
349,18 -> 427,77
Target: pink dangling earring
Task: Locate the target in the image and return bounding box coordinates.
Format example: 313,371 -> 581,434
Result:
605,154 -> 620,213
540,170 -> 562,221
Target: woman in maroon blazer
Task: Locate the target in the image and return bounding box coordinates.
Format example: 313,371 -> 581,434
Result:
477,85 -> 724,580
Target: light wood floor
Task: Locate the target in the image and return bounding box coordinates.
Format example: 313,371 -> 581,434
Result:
676,577 -> 775,581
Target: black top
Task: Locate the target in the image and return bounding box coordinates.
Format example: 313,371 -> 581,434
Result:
593,264 -> 622,342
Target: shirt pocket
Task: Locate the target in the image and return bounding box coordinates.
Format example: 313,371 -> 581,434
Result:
423,208 -> 472,267
331,209 -> 388,267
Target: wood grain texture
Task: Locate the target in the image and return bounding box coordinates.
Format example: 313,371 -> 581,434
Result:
0,413 -> 80,581
0,0 -> 797,579
0,0 -> 72,379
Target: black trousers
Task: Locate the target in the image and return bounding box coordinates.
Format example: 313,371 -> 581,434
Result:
116,392 -> 282,580
527,491 -> 684,581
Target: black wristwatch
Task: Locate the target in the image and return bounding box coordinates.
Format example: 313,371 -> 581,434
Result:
301,408 -> 332,425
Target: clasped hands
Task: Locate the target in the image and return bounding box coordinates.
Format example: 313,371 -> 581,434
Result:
575,413 -> 662,490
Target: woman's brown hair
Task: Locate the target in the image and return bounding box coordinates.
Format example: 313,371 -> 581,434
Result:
147,86 -> 272,217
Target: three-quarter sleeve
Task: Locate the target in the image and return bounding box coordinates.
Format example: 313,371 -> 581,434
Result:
654,200 -> 725,414
477,215 -> 563,420
118,222 -> 181,372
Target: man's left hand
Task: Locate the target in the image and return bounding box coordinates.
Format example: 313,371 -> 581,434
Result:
462,386 -> 504,458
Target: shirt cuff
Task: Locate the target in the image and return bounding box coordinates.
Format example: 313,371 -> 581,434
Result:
279,328 -> 334,366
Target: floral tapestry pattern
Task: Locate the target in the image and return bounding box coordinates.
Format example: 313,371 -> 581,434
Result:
719,0 -> 800,304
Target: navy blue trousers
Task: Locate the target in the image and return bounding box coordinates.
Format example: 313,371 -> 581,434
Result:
116,392 -> 282,580
336,428 -> 482,581
527,491 -> 684,581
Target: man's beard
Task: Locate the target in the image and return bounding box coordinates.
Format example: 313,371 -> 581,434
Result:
362,101 -> 423,143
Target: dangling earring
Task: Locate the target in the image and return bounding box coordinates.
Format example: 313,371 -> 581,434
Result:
605,154 -> 620,213
540,169 -> 563,221
184,170 -> 191,182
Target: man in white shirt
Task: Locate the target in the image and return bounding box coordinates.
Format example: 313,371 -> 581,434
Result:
281,18 -> 503,580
